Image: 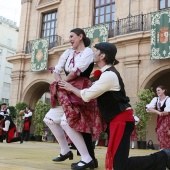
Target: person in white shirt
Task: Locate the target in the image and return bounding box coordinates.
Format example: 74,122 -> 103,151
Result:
146,85 -> 170,149
0,107 -> 23,143
21,107 -> 32,141
0,103 -> 6,142
59,42 -> 170,170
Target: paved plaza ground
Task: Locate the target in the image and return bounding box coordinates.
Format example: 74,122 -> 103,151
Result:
0,141 -> 157,170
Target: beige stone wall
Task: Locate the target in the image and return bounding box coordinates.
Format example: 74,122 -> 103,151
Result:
116,0 -> 158,19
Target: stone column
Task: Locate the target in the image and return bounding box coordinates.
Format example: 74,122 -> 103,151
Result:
16,0 -> 32,53
123,40 -> 140,106
8,54 -> 26,106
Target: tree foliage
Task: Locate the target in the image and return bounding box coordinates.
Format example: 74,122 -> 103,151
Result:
8,106 -> 17,120
15,102 -> 27,113
134,88 -> 155,141
33,100 -> 50,136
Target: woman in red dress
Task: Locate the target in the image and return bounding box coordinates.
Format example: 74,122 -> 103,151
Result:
45,28 -> 106,170
146,85 -> 170,149
130,114 -> 140,149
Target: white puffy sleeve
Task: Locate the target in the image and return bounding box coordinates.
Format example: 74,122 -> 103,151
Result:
3,120 -> 10,131
72,47 -> 94,73
134,115 -> 140,122
24,111 -> 33,117
146,97 -> 157,109
54,49 -> 70,74
164,97 -> 170,112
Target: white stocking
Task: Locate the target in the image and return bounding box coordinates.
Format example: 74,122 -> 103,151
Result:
61,124 -> 92,165
131,141 -> 135,148
46,122 -> 70,155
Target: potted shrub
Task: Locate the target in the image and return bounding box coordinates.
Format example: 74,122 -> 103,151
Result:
15,102 -> 28,137
46,127 -> 55,143
8,106 -> 17,120
134,88 -> 155,149
33,100 -> 50,141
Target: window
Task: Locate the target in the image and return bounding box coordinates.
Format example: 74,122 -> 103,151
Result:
7,38 -> 12,47
41,11 -> 58,49
94,0 -> 115,25
41,11 -> 57,38
1,98 -> 9,105
0,49 -> 2,56
3,82 -> 10,91
5,67 -> 12,75
7,51 -> 14,56
159,0 -> 170,9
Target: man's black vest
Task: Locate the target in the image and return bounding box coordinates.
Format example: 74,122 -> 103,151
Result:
97,66 -> 131,123
4,115 -> 15,130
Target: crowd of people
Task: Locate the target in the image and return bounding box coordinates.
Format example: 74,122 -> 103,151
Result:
1,27 -> 170,170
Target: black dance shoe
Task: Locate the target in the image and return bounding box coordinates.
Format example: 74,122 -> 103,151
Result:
20,137 -> 23,144
71,158 -> 98,168
71,158 -> 98,169
52,151 -> 73,162
162,149 -> 170,169
94,159 -> 98,168
71,160 -> 95,170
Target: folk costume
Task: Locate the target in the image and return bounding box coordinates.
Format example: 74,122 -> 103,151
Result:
43,81 -> 71,158
0,111 -> 5,142
3,113 -> 22,143
54,48 -> 105,139
80,64 -> 134,170
0,103 -> 7,142
53,47 -> 106,166
146,96 -> 170,149
78,42 -> 170,170
130,115 -> 140,149
22,109 -> 32,141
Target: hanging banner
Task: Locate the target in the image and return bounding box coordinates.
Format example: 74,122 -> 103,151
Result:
84,24 -> 109,50
151,9 -> 170,59
30,38 -> 49,71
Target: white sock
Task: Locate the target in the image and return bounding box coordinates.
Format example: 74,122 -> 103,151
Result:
46,122 -> 70,155
131,141 -> 135,148
62,124 -> 92,165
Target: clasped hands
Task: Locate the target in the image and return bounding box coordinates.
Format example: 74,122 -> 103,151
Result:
58,80 -> 73,92
157,111 -> 168,116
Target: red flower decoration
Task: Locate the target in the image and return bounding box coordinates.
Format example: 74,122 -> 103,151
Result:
94,70 -> 102,78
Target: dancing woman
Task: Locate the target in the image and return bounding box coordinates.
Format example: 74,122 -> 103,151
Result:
146,85 -> 170,149
45,28 -> 106,170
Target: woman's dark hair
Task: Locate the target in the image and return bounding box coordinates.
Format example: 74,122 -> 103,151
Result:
70,28 -> 90,47
147,140 -> 153,145
157,85 -> 168,95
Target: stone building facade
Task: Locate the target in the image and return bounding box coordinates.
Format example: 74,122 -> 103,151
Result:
0,16 -> 19,104
7,0 -> 170,145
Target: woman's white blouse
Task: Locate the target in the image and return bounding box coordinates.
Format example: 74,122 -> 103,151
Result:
134,115 -> 140,122
146,96 -> 170,112
54,47 -> 94,75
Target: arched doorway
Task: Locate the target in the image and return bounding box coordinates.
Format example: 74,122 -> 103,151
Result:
22,80 -> 50,109
142,67 -> 170,148
22,80 -> 50,134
